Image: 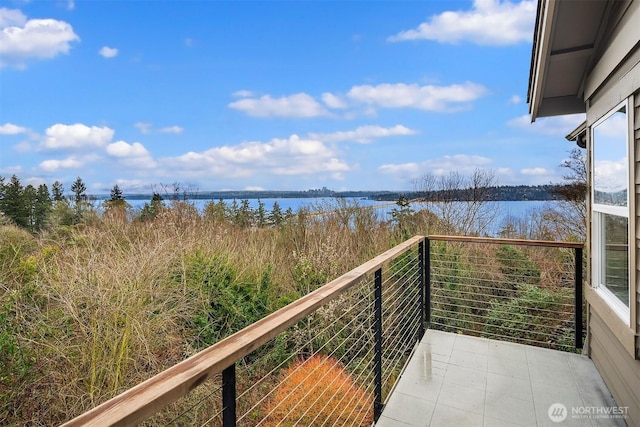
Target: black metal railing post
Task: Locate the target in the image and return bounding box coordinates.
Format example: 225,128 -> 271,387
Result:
418,239 -> 425,339
222,364 -> 236,427
574,246 -> 583,349
425,237 -> 431,326
373,267 -> 383,421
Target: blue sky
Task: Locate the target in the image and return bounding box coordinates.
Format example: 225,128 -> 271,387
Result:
0,0 -> 585,194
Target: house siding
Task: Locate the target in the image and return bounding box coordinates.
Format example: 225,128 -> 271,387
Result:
585,1 -> 640,422
589,309 -> 640,426
635,93 -> 640,338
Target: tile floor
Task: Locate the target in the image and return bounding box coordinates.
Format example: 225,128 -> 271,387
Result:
376,330 -> 627,427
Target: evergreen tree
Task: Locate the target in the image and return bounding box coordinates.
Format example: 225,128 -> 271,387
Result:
284,207 -> 294,220
109,184 -> 124,201
256,199 -> 267,227
70,177 -> 86,205
0,175 -> 29,228
229,199 -> 239,223
70,177 -> 87,223
52,181 -> 65,202
204,198 -> 226,222
34,184 -> 52,230
104,184 -> 129,212
23,184 -> 37,231
138,192 -> 164,221
237,199 -> 253,227
269,201 -> 284,226
390,196 -> 415,239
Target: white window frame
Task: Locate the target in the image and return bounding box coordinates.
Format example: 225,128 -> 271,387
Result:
591,99 -> 631,325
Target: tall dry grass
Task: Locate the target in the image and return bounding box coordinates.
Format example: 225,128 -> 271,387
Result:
0,199 -> 404,425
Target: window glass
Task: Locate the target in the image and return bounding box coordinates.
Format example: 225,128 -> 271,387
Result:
593,106 -> 627,207
601,213 -> 629,306
592,102 -> 629,314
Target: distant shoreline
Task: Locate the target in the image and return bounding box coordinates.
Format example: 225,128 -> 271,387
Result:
88,184 -> 568,202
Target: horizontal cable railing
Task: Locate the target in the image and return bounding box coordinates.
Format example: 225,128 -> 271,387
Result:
62,234 -> 584,426
62,236 -> 426,426
426,235 -> 584,351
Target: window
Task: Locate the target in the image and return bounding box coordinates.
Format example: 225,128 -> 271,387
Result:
591,101 -> 630,322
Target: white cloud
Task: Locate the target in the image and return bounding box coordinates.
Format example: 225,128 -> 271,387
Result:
66,1 -> 75,11
106,140 -> 149,158
162,134 -> 350,179
134,122 -> 152,134
379,162 -> 421,177
388,0 -> 536,46
245,186 -> 265,191
508,95 -> 522,105
228,93 -> 331,118
347,82 -> 487,112
160,125 -> 183,134
380,154 -> 494,182
106,140 -> 157,168
0,8 -> 26,28
134,122 -> 183,134
232,90 -> 253,98
43,123 -> 114,150
0,8 -> 79,68
508,113 -> 585,136
595,158 -> 627,193
521,167 -> 548,175
0,165 -> 22,175
594,112 -> 626,138
99,46 -> 118,58
0,122 -> 27,135
322,92 -> 347,109
310,125 -> 418,144
39,156 -> 85,172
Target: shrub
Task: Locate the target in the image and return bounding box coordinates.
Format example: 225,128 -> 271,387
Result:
263,355 -> 373,426
494,245 -> 540,285
179,250 -> 271,348
482,284 -> 571,346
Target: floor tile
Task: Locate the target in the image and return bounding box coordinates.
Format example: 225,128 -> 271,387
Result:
487,354 -> 530,380
485,371 -> 533,401
528,362 -> 576,387
380,391 -> 435,426
430,403 -> 484,427
488,340 -> 528,361
485,391 -> 537,426
525,346 -> 570,369
377,330 -> 623,427
443,364 -> 487,391
436,382 -> 485,415
453,334 -> 490,355
448,349 -> 489,370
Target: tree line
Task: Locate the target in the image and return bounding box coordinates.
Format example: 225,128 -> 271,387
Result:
0,174 -> 302,232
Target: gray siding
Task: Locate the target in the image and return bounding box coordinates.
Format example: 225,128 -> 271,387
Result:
586,2 -> 640,423
589,309 -> 640,426
635,93 -> 640,338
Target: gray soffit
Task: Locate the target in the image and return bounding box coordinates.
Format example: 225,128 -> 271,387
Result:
528,0 -> 610,121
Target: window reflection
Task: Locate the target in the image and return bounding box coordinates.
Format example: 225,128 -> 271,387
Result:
593,106 -> 627,207
601,213 -> 629,306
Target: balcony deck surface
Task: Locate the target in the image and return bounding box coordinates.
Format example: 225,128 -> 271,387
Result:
376,330 -> 627,427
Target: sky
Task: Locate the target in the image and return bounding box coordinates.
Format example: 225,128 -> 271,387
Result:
0,0 -> 586,194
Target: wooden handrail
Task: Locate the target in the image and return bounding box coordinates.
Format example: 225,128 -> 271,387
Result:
428,235 -> 584,249
62,235 -> 425,427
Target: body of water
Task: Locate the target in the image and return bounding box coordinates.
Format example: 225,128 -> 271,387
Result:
117,196 -> 556,235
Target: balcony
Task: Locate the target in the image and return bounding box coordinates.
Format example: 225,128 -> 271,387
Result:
63,236 -> 627,426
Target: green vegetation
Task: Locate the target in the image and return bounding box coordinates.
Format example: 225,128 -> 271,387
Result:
0,171 -> 585,425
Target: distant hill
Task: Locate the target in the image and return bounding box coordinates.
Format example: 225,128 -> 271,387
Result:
370,185 -> 565,202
